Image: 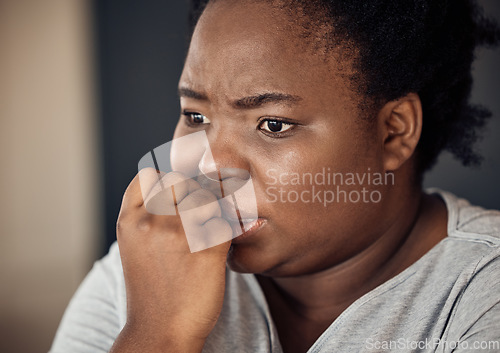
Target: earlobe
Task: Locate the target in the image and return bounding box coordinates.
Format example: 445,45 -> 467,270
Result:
381,93 -> 422,172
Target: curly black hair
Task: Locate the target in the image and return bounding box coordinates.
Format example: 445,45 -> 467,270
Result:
188,0 -> 500,174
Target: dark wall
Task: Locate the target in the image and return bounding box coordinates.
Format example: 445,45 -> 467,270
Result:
94,0 -> 500,254
94,0 -> 189,254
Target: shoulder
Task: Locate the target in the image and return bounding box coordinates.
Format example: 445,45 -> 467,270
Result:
428,188 -> 500,246
426,190 -> 500,347
49,242 -> 127,353
429,189 -> 500,297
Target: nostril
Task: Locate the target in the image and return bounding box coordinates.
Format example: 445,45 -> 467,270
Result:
197,153 -> 218,178
196,167 -> 251,200
198,158 -> 250,182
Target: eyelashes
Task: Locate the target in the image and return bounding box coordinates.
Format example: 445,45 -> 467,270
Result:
258,119 -> 294,135
182,111 -> 211,126
182,111 -> 297,137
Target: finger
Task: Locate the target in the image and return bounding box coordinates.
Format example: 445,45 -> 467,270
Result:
177,188 -> 221,224
187,217 -> 232,253
203,217 -> 233,244
123,167 -> 166,208
139,168 -> 167,205
145,171 -> 197,215
185,178 -> 202,193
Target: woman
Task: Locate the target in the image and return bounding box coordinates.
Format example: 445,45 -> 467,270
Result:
51,0 -> 500,352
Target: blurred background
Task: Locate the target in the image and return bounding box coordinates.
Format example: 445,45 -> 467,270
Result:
0,0 -> 498,352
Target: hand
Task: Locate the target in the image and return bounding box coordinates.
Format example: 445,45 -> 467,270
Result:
111,168 -> 232,353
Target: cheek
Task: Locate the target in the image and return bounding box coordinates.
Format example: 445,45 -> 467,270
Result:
227,130 -> 386,274
252,135 -> 384,236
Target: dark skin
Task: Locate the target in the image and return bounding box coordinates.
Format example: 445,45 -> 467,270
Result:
111,1 -> 448,353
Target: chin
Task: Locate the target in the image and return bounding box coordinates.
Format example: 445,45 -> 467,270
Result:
226,243 -> 278,274
226,243 -> 300,277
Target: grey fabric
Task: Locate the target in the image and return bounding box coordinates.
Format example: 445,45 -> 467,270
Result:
49,189 -> 500,352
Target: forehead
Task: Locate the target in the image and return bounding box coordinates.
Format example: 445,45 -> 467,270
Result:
181,0 -> 358,106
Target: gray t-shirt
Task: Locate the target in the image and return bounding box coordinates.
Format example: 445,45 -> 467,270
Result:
49,189 -> 500,352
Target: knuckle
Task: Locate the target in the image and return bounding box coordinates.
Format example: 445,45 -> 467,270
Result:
217,217 -> 232,232
116,210 -> 130,230
139,166 -> 157,175
204,217 -> 233,242
145,189 -> 177,216
116,212 -> 153,236
116,219 -> 123,233
116,216 -> 130,242
192,188 -> 217,203
186,178 -> 202,192
136,215 -> 153,232
138,167 -> 165,181
168,171 -> 187,179
178,190 -> 220,220
162,171 -> 188,186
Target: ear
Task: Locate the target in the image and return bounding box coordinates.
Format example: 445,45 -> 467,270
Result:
378,93 -> 422,172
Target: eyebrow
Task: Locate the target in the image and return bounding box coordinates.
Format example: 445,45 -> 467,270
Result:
178,87 -> 208,100
178,86 -> 302,109
234,92 -> 302,109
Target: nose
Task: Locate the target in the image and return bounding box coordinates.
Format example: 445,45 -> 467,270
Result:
198,130 -> 250,182
197,147 -> 218,180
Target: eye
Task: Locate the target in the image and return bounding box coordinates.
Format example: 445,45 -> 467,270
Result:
183,111 -> 211,126
259,119 -> 295,134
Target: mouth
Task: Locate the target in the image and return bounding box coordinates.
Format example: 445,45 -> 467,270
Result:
229,217 -> 267,243
195,169 -> 262,242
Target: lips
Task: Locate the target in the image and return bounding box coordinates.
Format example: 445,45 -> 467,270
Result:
230,217 -> 267,243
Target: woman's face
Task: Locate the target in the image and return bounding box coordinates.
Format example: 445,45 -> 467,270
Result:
174,0 -> 392,276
